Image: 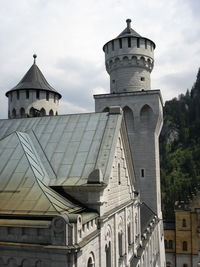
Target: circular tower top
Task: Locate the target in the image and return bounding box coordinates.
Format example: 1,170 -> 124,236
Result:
103,19 -> 156,93
6,55 -> 62,119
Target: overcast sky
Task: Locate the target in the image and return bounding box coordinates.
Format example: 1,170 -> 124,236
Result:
0,0 -> 199,119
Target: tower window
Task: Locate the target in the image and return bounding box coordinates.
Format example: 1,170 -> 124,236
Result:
54,94 -> 56,103
128,37 -> 131,48
46,92 -> 49,101
36,90 -> 40,99
119,39 -> 122,49
141,77 -> 145,81
168,240 -> 173,249
10,93 -> 12,102
137,38 -> 140,48
26,90 -> 29,99
182,241 -> 187,251
112,80 -> 115,84
141,169 -> 145,178
17,91 -> 20,100
111,40 -> 114,51
182,219 -> 186,227
145,40 -> 147,49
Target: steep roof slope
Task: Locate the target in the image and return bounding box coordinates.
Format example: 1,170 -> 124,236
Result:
0,111 -> 124,188
0,131 -> 82,215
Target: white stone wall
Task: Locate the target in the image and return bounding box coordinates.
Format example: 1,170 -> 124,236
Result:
8,90 -> 59,118
103,36 -> 154,93
103,133 -> 133,213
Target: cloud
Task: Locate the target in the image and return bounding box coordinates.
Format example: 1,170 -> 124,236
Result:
0,0 -> 199,119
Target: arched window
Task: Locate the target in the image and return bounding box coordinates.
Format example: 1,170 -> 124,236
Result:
49,109 -> 54,116
40,108 -> 46,116
182,218 -> 186,227
87,255 -> 95,267
105,242 -> 111,267
12,108 -> 16,118
169,240 -> 173,249
140,104 -> 153,126
182,241 -> 188,251
20,107 -> 25,118
123,106 -> 134,135
103,107 -> 109,112
55,111 -> 58,116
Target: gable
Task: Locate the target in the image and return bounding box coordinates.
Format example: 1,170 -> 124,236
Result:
103,130 -> 136,213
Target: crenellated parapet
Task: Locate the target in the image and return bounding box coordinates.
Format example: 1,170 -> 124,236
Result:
103,19 -> 155,92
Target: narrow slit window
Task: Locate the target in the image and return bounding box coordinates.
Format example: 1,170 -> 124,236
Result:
26,90 -> 29,99
137,38 -> 140,48
118,163 -> 121,185
112,40 -> 114,51
54,94 -> 56,103
36,90 -> 40,99
141,169 -> 145,178
128,37 -> 131,48
145,40 -> 147,49
46,92 -> 49,101
17,91 -> 20,100
119,38 -> 122,49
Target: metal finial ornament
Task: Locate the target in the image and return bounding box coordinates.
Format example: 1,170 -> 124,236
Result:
126,19 -> 132,30
33,54 -> 37,64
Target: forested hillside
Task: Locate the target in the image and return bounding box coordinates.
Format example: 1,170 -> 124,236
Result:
160,68 -> 200,220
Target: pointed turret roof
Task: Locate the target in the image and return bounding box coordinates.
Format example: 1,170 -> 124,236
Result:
117,19 -> 141,38
6,55 -> 62,99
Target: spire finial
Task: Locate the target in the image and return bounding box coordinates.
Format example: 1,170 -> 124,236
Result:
33,54 -> 37,64
126,19 -> 132,30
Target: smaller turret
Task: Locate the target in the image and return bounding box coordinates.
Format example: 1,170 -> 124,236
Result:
103,19 -> 155,93
6,55 -> 62,119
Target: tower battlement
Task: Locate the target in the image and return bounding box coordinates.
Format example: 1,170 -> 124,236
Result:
103,19 -> 155,92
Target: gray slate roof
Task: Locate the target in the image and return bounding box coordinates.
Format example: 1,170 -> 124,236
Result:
140,202 -> 156,234
6,62 -> 61,99
0,112 -> 123,214
117,26 -> 141,38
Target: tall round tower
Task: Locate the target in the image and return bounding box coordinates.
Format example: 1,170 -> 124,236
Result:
103,19 -> 155,93
95,19 -> 163,218
6,55 -> 62,119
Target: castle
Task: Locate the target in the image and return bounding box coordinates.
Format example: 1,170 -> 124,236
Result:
0,19 -> 166,266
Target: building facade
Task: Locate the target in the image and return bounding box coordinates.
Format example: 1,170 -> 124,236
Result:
164,193 -> 200,267
0,19 -> 165,267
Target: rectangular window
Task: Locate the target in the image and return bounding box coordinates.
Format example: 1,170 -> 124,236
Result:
145,40 -> 147,49
128,37 -> 131,48
141,169 -> 145,178
112,40 -> 114,51
141,77 -> 145,81
46,92 -> 49,101
119,38 -> 122,49
137,38 -> 140,48
26,90 -> 29,99
36,90 -> 40,99
17,91 -> 19,100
